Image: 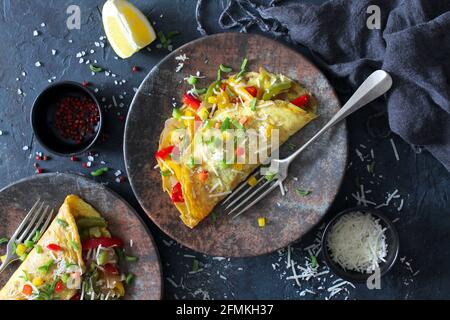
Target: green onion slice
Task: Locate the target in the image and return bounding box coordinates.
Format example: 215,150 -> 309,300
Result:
295,189 -> 312,197
250,98 -> 257,111
89,64 -> 103,73
91,167 -> 109,177
219,64 -> 232,73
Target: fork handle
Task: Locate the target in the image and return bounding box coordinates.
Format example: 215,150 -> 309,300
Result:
283,70 -> 392,164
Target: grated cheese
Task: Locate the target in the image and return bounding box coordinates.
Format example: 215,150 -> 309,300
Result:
208,191 -> 231,198
326,212 -> 387,273
390,138 -> 400,161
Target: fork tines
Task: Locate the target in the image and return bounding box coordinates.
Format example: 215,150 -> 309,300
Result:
222,171 -> 280,219
12,199 -> 54,243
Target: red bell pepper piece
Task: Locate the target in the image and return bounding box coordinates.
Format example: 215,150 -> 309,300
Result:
198,170 -> 209,182
55,281 -> 64,293
171,182 -> 184,203
182,93 -> 201,110
47,243 -> 62,251
103,263 -> 120,275
235,147 -> 245,157
22,284 -> 33,296
245,86 -> 258,97
81,237 -> 124,250
290,94 -> 310,108
155,145 -> 175,160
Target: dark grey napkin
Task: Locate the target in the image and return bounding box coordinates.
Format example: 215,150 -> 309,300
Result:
196,0 -> 450,171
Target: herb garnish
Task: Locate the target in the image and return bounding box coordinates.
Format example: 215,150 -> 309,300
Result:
192,259 -> 200,272
0,237 -> 8,245
219,64 -> 232,73
220,117 -> 231,131
35,244 -> 43,254
24,240 -> 34,248
157,30 -> 179,49
310,255 -> 318,269
125,273 -> 135,285
295,189 -> 312,197
211,212 -> 218,223
236,57 -> 248,78
160,169 -> 172,177
91,167 -> 109,177
69,240 -> 80,250
32,230 -> 41,243
125,255 -> 139,262
38,259 -> 54,274
287,143 -> 296,151
57,218 -> 69,229
89,64 -> 103,73
250,98 -> 257,111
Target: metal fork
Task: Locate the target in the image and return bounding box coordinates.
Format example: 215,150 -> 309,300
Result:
0,199 -> 54,273
223,70 -> 393,218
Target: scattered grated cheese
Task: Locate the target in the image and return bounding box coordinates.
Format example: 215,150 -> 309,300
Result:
390,138 -> 400,161
208,191 -> 231,198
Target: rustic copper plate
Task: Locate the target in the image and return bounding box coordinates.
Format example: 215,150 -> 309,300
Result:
124,33 -> 347,257
0,173 -> 162,300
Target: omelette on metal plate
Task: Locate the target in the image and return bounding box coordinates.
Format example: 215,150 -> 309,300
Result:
155,60 -> 318,228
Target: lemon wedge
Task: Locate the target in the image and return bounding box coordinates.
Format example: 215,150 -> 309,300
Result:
102,0 -> 156,59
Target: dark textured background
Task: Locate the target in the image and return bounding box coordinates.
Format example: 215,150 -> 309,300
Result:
0,0 -> 449,299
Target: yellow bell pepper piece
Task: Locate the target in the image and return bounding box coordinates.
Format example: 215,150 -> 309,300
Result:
258,217 -> 266,228
266,124 -> 274,138
247,176 -> 258,186
16,243 -> 27,257
115,281 -> 125,296
32,277 -> 44,287
197,107 -> 209,121
217,90 -> 230,109
233,86 -> 254,102
207,96 -> 217,104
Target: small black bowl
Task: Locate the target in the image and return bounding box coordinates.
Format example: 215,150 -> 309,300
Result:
321,207 -> 399,283
31,81 -> 103,156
